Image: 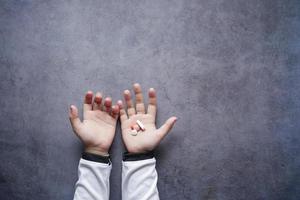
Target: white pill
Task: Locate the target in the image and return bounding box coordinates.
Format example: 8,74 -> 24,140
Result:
136,120 -> 145,131
130,129 -> 138,136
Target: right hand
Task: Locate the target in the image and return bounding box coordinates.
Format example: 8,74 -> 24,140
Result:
69,91 -> 120,156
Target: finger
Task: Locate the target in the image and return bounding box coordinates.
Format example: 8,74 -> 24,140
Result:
124,90 -> 136,117
69,105 -> 82,133
103,97 -> 112,113
111,104 -> 120,118
83,91 -> 93,112
118,100 -> 128,122
147,88 -> 157,116
133,83 -> 145,114
93,92 -> 103,110
157,116 -> 177,139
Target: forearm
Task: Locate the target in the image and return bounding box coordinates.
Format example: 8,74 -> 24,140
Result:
122,152 -> 159,200
74,153 -> 112,200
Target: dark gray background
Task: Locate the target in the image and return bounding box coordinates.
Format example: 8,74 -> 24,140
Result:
0,0 -> 299,199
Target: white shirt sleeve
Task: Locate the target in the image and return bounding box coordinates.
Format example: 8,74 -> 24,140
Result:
73,158 -> 111,200
122,158 -> 160,200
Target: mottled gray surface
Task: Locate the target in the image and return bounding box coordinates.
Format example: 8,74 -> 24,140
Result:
0,0 -> 299,199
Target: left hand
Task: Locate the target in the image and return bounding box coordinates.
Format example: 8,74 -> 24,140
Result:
118,83 -> 177,153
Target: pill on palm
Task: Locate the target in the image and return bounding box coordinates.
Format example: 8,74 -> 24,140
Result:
133,124 -> 140,131
136,120 -> 145,131
130,129 -> 138,136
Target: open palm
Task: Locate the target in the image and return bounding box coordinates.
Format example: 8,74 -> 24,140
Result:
118,84 -> 177,153
69,91 -> 120,156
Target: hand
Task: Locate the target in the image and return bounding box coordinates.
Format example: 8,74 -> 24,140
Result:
69,91 -> 120,156
118,83 -> 177,153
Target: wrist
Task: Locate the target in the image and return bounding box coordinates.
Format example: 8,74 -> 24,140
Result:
85,146 -> 109,156
126,145 -> 154,154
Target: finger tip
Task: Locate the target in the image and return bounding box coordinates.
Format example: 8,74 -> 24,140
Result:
111,105 -> 120,117
86,90 -> 93,95
69,105 -> 78,115
124,90 -> 130,95
94,98 -> 101,104
117,100 -> 123,108
169,116 -> 177,124
105,97 -> 112,102
149,87 -> 156,93
95,91 -> 102,97
133,83 -> 140,88
94,94 -> 102,102
85,91 -> 93,102
124,90 -> 131,100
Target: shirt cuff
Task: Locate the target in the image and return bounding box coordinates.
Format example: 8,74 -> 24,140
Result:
123,151 -> 155,161
82,152 -> 111,164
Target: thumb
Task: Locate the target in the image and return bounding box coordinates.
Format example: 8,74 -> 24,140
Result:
157,116 -> 177,139
69,105 -> 82,132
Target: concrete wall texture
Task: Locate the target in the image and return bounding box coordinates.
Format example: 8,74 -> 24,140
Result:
0,0 -> 299,199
